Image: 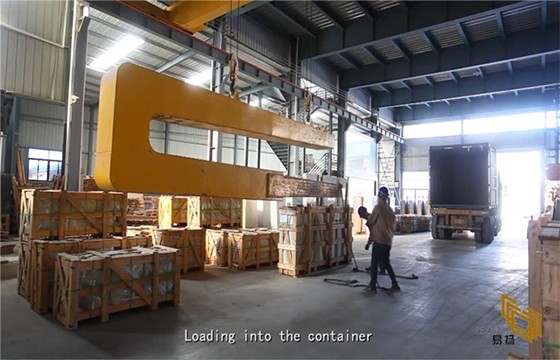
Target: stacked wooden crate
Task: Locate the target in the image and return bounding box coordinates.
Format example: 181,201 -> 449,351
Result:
127,195 -> 159,225
205,229 -> 230,267
277,205 -> 352,277
228,229 -> 279,270
16,189 -> 130,312
21,236 -> 150,314
188,196 -> 242,228
53,246 -> 180,329
19,189 -> 127,242
158,196 -> 189,228
527,217 -> 559,359
396,215 -> 431,233
152,228 -> 206,273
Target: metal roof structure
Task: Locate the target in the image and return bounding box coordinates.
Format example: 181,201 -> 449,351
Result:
86,0 -> 559,128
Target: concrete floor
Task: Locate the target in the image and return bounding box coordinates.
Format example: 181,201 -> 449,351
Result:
1,222 -> 530,359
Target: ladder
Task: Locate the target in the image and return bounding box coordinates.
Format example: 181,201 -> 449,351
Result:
378,140 -> 400,206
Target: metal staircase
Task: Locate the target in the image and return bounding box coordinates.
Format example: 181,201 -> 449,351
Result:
268,142 -> 290,170
308,153 -> 338,175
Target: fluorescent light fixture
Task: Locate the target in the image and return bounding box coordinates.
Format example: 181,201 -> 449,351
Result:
90,34 -> 144,71
185,69 -> 212,86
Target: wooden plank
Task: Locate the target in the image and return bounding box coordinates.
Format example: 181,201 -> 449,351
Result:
267,174 -> 340,198
15,149 -> 26,186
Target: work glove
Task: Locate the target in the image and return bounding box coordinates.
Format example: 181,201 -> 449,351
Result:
365,243 -> 370,251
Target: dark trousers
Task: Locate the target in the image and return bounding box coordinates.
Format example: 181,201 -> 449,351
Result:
370,243 -> 398,287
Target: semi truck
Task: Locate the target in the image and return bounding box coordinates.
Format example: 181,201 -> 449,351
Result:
429,143 -> 502,244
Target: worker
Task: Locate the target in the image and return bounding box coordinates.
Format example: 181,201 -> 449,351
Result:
360,187 -> 401,294
357,206 -> 386,275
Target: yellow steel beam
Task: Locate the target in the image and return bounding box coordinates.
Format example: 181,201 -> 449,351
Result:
95,63 -> 335,198
168,1 -> 252,33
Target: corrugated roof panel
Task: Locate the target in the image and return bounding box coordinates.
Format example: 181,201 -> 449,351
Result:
409,78 -> 428,86
503,4 -> 541,33
90,8 -> 186,53
432,73 -> 453,82
514,57 -> 541,69
325,1 -> 364,22
372,42 -> 402,61
347,47 -> 376,66
325,54 -> 349,70
456,68 -> 478,79
484,62 -> 509,73
276,1 -> 326,31
431,25 -> 465,48
369,1 -> 401,12
249,7 -> 307,37
464,15 -> 500,41
400,33 -> 432,55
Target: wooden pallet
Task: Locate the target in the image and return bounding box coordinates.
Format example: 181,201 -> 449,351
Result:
19,190 -> 127,242
152,228 -> 206,273
205,229 -> 229,266
528,218 -> 560,359
277,205 -> 352,277
228,230 -> 279,270
188,197 -> 242,228
396,215 -> 431,233
53,246 -> 180,329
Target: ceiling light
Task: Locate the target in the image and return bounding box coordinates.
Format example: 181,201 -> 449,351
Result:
249,98 -> 271,107
185,69 -> 212,86
90,34 -> 144,71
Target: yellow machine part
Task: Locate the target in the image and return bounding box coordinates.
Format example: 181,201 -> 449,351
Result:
168,1 -> 252,33
121,0 -> 252,33
94,63 -> 335,198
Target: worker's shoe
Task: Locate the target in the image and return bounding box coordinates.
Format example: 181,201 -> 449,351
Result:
364,285 -> 377,294
388,284 -> 401,293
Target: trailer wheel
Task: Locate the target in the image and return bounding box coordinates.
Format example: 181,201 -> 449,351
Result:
443,229 -> 454,239
431,215 -> 439,239
475,221 -> 494,244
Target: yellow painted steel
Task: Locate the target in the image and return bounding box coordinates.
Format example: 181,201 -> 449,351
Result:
94,63 -> 333,198
168,1 -> 252,33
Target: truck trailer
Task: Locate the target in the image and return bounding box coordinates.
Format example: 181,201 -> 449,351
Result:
429,143 -> 502,244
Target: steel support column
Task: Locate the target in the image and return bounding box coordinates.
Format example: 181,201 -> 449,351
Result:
337,115 -> 346,178
87,105 -> 96,174
2,97 -> 19,174
64,3 -> 89,190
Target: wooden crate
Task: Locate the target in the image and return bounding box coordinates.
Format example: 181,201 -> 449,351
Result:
205,229 -> 229,266
30,238 -> 121,314
228,230 -> 279,270
17,241 -> 31,300
1,214 -> 9,236
188,197 -> 242,228
528,219 -> 560,359
277,205 -> 352,277
152,228 -> 206,273
396,215 -> 431,233
19,190 -> 127,242
158,196 -> 189,228
26,236 -> 150,314
53,246 -> 180,329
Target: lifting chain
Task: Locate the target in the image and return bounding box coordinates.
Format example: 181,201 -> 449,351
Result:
228,53 -> 239,99
304,89 -> 312,124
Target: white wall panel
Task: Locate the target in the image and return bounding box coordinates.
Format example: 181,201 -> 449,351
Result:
0,1 -> 68,102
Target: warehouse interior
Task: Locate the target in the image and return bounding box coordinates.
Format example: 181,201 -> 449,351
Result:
0,1 -> 559,359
